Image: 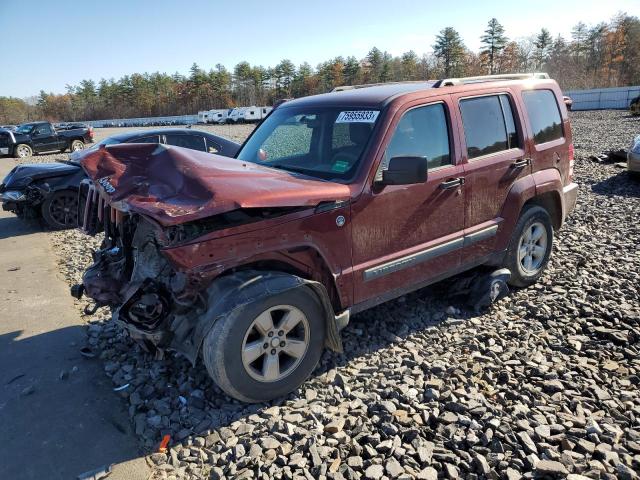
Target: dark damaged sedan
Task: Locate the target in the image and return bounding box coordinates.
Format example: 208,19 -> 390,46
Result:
0,128 -> 240,229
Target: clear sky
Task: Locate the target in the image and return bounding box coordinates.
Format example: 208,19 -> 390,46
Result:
0,0 -> 636,97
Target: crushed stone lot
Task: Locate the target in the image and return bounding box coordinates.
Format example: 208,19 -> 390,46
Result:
19,111 -> 640,479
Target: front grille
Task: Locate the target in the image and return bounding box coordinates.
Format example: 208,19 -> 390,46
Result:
78,179 -> 127,235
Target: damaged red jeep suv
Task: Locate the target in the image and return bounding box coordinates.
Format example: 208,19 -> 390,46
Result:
74,73 -> 577,402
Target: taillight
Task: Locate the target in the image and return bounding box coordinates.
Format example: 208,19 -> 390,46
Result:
89,127 -> 94,138
568,143 -> 575,182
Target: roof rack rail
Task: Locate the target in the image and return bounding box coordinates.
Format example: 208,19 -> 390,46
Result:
433,72 -> 549,88
332,80 -> 432,92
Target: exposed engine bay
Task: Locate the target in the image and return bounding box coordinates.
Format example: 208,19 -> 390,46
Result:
78,209 -> 209,359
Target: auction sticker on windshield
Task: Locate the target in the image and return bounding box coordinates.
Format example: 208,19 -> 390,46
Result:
335,111 -> 379,123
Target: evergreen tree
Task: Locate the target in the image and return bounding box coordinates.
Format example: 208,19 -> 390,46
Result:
433,27 -> 466,77
480,18 -> 508,74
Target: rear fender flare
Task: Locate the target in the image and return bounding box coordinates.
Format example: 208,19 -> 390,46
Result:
175,270 -> 342,365
497,169 -> 564,251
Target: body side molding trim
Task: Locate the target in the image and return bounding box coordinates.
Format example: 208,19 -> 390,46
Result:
363,224 -> 499,281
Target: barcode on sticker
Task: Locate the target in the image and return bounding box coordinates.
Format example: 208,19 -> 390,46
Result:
335,111 -> 379,123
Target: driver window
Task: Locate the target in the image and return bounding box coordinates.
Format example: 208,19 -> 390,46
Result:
377,103 -> 451,181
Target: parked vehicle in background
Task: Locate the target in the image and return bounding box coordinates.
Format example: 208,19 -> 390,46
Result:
0,128 -> 240,229
73,73 -> 577,402
628,135 -> 640,175
1,124 -> 16,131
55,122 -> 89,131
0,121 -> 93,158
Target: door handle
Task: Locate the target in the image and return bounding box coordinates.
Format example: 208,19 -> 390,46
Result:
511,158 -> 531,168
439,177 -> 464,190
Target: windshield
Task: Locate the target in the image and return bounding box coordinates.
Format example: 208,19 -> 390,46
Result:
15,124 -> 35,134
237,106 -> 380,180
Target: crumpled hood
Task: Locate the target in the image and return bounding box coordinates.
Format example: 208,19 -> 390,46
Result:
80,143 -> 351,226
3,162 -> 81,189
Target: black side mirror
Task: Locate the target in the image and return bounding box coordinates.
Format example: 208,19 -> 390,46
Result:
381,156 -> 428,185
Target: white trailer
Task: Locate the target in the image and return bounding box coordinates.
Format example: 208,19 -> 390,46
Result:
207,109 -> 228,124
228,107 -> 247,124
197,110 -> 211,124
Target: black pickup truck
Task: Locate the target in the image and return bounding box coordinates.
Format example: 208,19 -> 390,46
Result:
0,121 -> 94,158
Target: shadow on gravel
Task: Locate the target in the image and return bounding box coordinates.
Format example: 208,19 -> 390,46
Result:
0,326 -> 144,480
591,170 -> 640,198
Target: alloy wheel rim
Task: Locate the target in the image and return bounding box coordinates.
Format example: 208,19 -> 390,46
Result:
517,221 -> 548,275
241,305 -> 309,383
18,146 -> 30,157
49,193 -> 78,226
72,142 -> 84,151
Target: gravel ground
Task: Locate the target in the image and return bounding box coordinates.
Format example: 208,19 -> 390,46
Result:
24,111 -> 640,479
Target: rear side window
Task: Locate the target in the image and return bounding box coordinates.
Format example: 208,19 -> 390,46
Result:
165,134 -> 206,152
522,90 -> 563,144
37,124 -> 53,135
460,94 -> 519,159
384,103 -> 451,170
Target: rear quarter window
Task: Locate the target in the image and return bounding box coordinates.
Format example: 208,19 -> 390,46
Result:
522,90 -> 563,144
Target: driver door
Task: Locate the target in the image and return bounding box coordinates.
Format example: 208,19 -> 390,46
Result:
31,124 -> 58,152
350,99 -> 465,305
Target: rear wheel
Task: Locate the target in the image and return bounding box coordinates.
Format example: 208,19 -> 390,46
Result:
70,140 -> 85,152
202,285 -> 325,402
14,144 -> 32,158
504,205 -> 553,287
41,189 -> 78,229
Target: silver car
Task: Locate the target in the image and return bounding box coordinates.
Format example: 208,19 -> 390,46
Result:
629,135 -> 640,174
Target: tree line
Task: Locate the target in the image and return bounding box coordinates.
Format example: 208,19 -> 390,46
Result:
1,12 -> 638,124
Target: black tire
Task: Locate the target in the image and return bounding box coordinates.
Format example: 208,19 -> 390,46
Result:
41,189 -> 79,230
503,205 -> 553,288
70,140 -> 85,152
13,144 -> 32,158
202,285 -> 326,403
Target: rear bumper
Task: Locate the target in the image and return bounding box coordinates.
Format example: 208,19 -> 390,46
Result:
563,182 -> 578,219
628,152 -> 640,173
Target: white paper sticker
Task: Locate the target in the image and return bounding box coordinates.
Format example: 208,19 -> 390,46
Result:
335,110 -> 379,123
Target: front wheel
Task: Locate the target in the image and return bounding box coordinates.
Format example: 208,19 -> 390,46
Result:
503,205 -> 553,287
202,285 -> 326,402
70,140 -> 85,152
41,189 -> 79,229
13,144 -> 33,158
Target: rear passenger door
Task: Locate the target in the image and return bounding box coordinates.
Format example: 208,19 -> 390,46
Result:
452,92 -> 530,260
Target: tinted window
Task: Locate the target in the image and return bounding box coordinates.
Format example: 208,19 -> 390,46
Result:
522,90 -> 563,144
460,96 -> 510,159
383,103 -> 451,173
165,134 -> 206,152
129,135 -> 159,144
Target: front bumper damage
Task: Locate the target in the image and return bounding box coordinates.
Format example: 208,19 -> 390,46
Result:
73,181 -> 344,364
